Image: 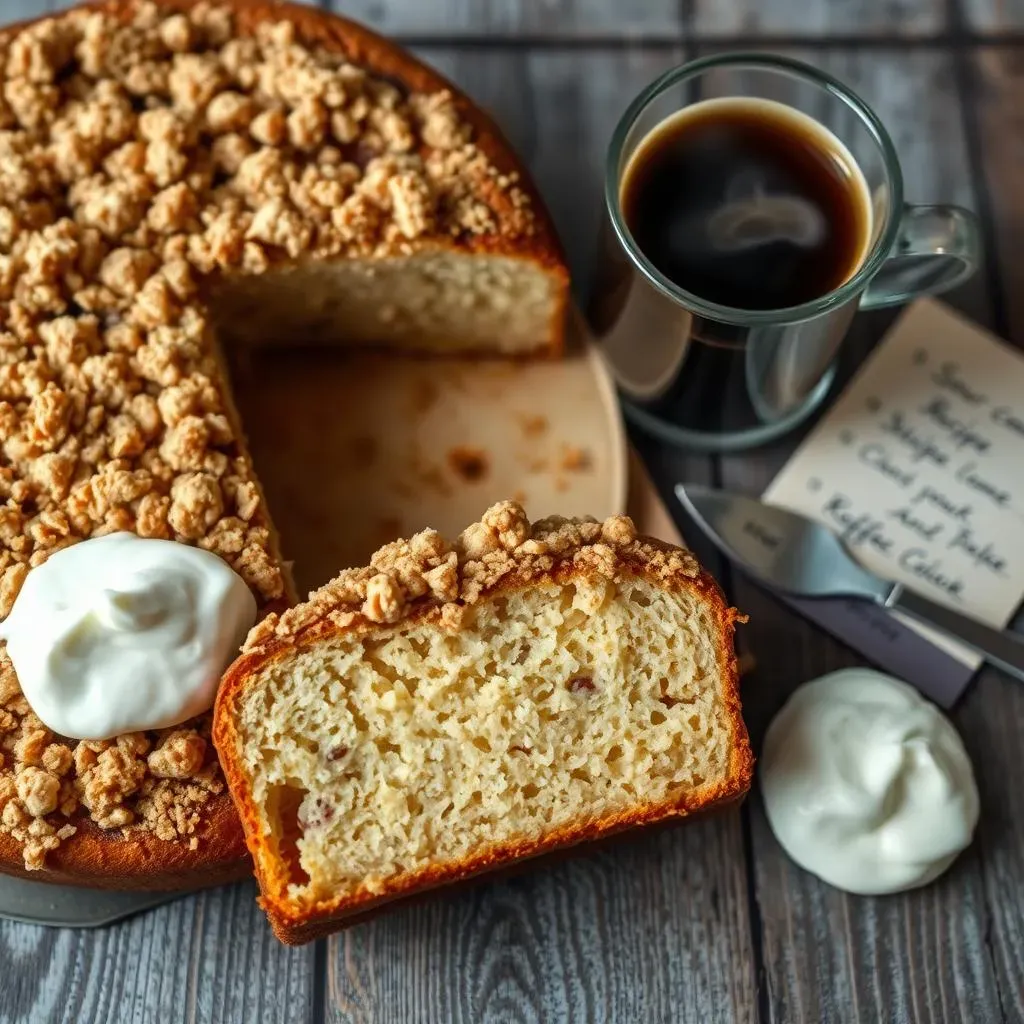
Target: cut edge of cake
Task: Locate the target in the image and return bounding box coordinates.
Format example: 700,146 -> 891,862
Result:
213,502 -> 754,944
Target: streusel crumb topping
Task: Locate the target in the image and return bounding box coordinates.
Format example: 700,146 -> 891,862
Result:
243,501 -> 702,654
0,0 -> 537,868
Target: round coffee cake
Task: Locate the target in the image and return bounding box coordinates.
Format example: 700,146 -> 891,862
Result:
0,0 -> 567,888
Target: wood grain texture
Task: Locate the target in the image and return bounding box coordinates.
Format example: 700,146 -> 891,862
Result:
971,49 -> 1024,342
688,0 -> 944,38
336,0 -> 946,38
959,47 -> 1024,1024
327,817 -> 754,1024
694,46 -> 1011,1024
2,0 -> 61,16
329,0 -> 682,38
5,0 -> 954,39
960,0 -> 1024,31
1,0 -> 681,34
0,882 -> 316,1024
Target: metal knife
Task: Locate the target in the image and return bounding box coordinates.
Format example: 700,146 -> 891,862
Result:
675,483 -> 1024,684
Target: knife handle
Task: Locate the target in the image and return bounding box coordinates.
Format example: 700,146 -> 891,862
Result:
886,586 -> 1024,684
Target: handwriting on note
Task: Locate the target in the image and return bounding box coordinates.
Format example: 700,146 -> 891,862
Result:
765,299 -> 1024,669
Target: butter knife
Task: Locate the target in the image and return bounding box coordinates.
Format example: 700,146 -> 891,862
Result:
675,483 -> 1024,684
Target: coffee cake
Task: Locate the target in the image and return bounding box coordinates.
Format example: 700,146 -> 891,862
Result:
0,0 -> 567,885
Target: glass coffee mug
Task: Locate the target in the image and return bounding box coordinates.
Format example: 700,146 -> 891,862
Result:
589,54 -> 981,451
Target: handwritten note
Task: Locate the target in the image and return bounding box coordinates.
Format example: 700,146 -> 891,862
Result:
765,299 -> 1024,678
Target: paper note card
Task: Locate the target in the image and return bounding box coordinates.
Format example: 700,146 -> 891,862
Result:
765,299 -> 1024,705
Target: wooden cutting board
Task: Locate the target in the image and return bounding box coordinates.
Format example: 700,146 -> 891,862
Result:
233,312 -> 629,594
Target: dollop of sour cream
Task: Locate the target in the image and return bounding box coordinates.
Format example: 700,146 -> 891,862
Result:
761,668 -> 979,895
0,533 -> 256,741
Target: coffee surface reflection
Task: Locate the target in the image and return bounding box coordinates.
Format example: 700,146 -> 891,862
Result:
619,98 -> 872,311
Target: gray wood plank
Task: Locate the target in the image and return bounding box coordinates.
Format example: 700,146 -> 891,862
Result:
700,46 -> 1008,1024
961,0 -> 1024,31
961,47 -> 1024,1024
2,0 -> 681,37
688,0 -> 944,38
0,882 -> 316,1024
2,0 -> 57,18
1,0 -> 955,42
956,675 -> 1024,1024
972,48 -> 1024,345
328,815 -> 755,1024
331,0 -> 682,38
337,0 -> 944,38
323,46 -> 758,1024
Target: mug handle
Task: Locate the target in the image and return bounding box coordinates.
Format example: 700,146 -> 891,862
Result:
859,204 -> 982,311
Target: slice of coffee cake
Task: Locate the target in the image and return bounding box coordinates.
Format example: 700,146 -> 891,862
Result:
214,502 -> 752,943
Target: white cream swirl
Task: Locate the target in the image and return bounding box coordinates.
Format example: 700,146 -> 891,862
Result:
0,533 -> 256,740
761,668 -> 979,895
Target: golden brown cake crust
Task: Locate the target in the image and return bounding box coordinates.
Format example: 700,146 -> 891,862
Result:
0,0 -> 567,888
213,502 -> 753,944
0,792 -> 249,890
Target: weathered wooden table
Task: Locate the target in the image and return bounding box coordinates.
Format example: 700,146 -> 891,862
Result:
3,1 -> 1024,1021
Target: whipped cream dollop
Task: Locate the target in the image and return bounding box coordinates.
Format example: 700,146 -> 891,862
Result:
761,668 -> 979,895
0,533 -> 257,741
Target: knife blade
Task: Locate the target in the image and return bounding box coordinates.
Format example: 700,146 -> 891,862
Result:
675,484 -> 892,603
674,483 -> 1024,685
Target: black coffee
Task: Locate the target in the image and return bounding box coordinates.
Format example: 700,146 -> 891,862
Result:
620,99 -> 870,310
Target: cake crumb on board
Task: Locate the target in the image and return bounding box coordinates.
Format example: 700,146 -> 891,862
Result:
517,414 -> 549,438
447,446 -> 490,483
560,445 -> 592,472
